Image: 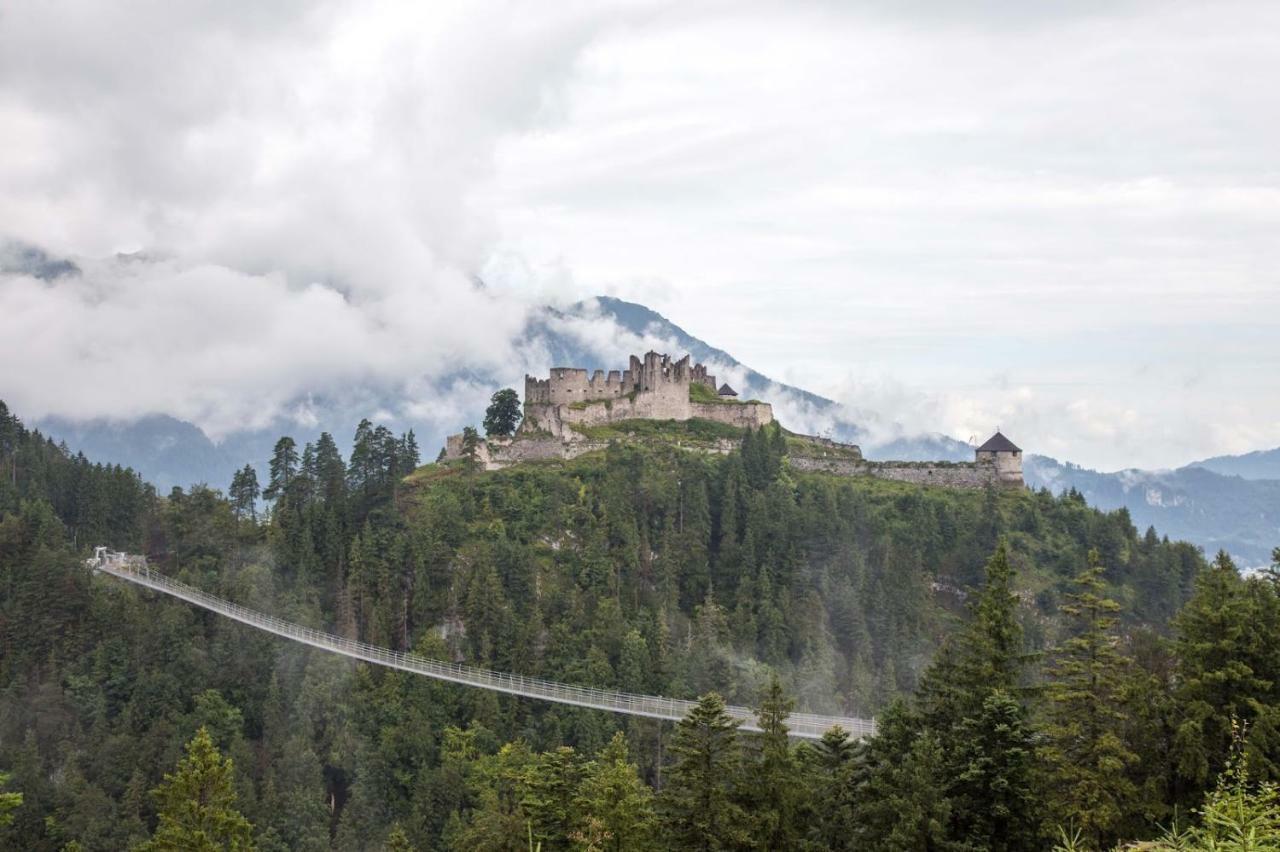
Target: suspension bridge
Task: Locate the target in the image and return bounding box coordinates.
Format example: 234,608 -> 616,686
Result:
88,549 -> 876,741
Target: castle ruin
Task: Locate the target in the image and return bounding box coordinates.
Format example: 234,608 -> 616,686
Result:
441,351 -> 1023,491
520,351 -> 773,440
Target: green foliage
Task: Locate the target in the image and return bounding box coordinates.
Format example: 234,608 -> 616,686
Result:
228,465 -> 260,521
462,426 -> 481,465
1173,552 -> 1280,801
572,733 -> 655,852
485,389 -> 523,438
137,726 -> 255,851
568,418 -> 745,443
741,676 -> 803,849
0,770 -> 21,827
658,693 -> 749,851
0,397 -> 1234,852
1042,550 -> 1139,847
687,382 -> 725,404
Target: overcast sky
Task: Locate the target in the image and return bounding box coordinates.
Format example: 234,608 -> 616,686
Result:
2,0 -> 1277,471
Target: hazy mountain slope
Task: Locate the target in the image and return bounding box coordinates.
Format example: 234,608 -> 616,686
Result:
1025,455 -> 1280,568
1190,447 -> 1280,481
20,279 -> 1276,567
33,294 -> 959,490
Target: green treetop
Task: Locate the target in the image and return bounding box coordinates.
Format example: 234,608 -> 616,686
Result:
659,692 -> 749,851
136,726 -> 255,851
1041,550 -> 1138,847
484,389 -> 522,438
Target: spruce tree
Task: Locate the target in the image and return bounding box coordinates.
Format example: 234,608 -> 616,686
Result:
263,437 -> 298,505
137,726 -> 255,851
1173,551 -> 1271,796
901,541 -> 1040,849
228,465 -> 259,521
804,727 -> 859,851
659,693 -> 749,851
522,746 -> 582,850
744,676 -> 802,850
1041,550 -> 1138,847
574,732 -> 656,852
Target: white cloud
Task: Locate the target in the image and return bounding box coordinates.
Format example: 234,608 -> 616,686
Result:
2,0 -> 1278,469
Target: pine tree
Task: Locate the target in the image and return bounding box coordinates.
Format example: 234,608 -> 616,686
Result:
892,541 -> 1041,849
744,676 -> 802,850
853,703 -> 953,852
1041,550 -> 1138,847
228,465 -> 260,521
461,427 -> 481,469
573,732 -> 656,852
523,746 -> 583,850
263,437 -> 298,505
659,693 -> 749,851
1173,551 -> 1271,797
804,727 -> 859,851
137,726 -> 255,851
950,689 -> 1038,851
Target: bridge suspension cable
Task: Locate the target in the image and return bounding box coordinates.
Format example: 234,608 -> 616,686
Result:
89,551 -> 876,740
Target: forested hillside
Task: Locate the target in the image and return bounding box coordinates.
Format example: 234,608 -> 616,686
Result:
5,398 -> 1280,850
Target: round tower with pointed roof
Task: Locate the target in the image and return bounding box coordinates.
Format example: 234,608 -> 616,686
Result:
975,430 -> 1023,485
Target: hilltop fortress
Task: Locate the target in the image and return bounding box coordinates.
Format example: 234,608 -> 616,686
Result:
521,351 -> 773,439
443,351 -> 1022,490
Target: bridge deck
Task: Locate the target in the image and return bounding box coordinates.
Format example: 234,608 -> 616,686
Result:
91,556 -> 876,740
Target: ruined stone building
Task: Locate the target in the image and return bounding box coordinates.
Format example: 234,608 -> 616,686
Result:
441,350 -> 1024,490
520,351 -> 773,439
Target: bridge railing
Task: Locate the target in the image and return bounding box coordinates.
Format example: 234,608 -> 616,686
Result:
91,555 -> 876,740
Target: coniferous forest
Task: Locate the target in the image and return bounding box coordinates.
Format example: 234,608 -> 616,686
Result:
3,397 -> 1280,851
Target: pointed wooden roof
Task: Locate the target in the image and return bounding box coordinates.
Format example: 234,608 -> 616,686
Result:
717,383 -> 738,397
976,431 -> 1021,453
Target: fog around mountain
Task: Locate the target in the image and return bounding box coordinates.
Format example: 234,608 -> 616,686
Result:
23,287 -> 1275,569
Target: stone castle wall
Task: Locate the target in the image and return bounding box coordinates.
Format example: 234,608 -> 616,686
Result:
787,456 -> 1020,489
521,351 -> 771,439
525,353 -> 718,410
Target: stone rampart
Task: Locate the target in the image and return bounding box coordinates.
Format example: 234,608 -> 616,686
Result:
690,402 -> 774,430
787,456 -> 1020,489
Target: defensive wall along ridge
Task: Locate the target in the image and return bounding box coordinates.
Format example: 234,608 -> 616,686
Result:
443,351 -> 1024,490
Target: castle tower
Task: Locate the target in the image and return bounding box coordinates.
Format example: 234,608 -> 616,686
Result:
975,431 -> 1023,485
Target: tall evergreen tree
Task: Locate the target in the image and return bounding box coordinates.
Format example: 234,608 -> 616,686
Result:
228,465 -> 260,521
1041,550 -> 1138,847
1173,551 -> 1273,797
744,677 -> 802,850
659,693 -> 748,851
574,733 -> 656,852
263,437 -> 298,505
803,727 -> 860,851
137,726 -> 255,851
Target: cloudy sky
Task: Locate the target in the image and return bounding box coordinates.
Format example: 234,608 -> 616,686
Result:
2,0 -> 1278,471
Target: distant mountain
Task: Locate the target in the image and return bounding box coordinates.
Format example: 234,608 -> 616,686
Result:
19,280 -> 1276,567
1024,456 -> 1280,568
38,413 -> 233,490
566,297 -> 836,411
1189,447 -> 1280,481
0,239 -> 80,280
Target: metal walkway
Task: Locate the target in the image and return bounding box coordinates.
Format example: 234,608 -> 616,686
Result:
90,551 -> 876,740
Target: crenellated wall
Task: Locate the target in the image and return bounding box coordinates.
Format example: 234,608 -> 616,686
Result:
519,351 -> 767,439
